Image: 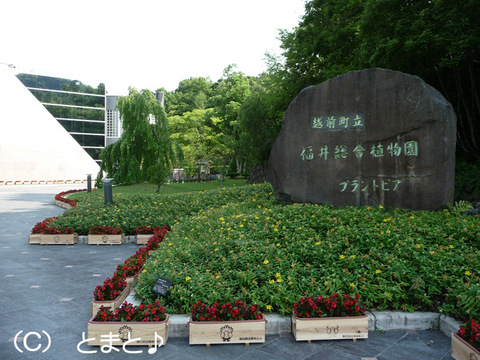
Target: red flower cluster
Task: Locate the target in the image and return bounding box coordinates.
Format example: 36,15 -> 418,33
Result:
93,226 -> 170,302
116,249 -> 147,278
191,301 -> 263,322
55,189 -> 87,207
458,318 -> 480,351
293,293 -> 365,318
93,301 -> 167,322
89,225 -> 123,235
93,274 -> 127,301
136,225 -> 166,235
31,217 -> 74,234
115,226 -> 169,278
144,227 -> 169,251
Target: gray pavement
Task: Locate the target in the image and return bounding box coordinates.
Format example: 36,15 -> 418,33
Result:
0,185 -> 455,359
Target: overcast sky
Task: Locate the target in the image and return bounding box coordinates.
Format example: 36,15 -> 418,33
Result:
1,0 -> 305,95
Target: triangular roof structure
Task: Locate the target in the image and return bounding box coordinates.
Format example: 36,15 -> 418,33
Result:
0,65 -> 100,184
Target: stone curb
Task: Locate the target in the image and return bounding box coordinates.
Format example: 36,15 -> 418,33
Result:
163,311 -> 461,338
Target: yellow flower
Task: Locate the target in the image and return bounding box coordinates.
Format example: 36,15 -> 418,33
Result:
185,276 -> 191,281
410,216 -> 415,219
350,255 -> 356,259
216,275 -> 220,279
340,255 -> 345,259
266,305 -> 272,310
449,245 -> 454,249
269,280 -> 275,284
239,224 -> 244,228
276,243 -> 281,247
274,228 -> 278,232
263,260 -> 269,265
376,269 -> 382,274
383,217 -> 391,222
142,269 -> 147,273
465,271 -> 471,276
168,243 -> 173,246
219,217 -> 225,221
275,273 -> 281,278
277,278 -> 283,283
315,241 -> 321,245
379,205 -> 384,209
350,283 -> 355,287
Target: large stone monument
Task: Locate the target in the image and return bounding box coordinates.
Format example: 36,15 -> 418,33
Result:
268,68 -> 456,210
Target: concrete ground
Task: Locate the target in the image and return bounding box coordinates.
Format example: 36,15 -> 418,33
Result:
0,185 -> 456,359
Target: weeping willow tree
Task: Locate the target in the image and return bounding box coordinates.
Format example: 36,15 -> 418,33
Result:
101,88 -> 182,190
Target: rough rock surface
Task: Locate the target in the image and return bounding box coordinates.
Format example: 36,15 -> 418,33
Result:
268,68 -> 456,210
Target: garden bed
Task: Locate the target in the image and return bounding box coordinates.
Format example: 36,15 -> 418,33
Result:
42,184 -> 480,321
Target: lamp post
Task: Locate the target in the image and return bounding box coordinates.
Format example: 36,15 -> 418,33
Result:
87,174 -> 92,193
103,178 -> 113,206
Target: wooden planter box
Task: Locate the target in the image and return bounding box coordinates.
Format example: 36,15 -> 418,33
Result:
188,315 -> 266,346
292,315 -> 368,343
136,234 -> 153,245
452,331 -> 480,360
88,315 -> 169,347
91,284 -> 131,316
29,233 -> 77,245
88,234 -> 124,245
28,234 -> 42,244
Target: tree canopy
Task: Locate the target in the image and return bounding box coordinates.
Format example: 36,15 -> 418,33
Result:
154,0 -> 480,177
101,88 -> 181,188
269,0 -> 480,155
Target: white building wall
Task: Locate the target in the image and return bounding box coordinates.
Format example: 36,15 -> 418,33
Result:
0,66 -> 100,184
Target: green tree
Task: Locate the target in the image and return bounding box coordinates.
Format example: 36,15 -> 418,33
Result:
272,0 -> 364,104
237,76 -> 284,166
169,108 -> 227,171
209,65 -> 253,174
270,0 -> 480,155
359,0 -> 480,154
164,77 -> 213,116
101,88 -> 181,189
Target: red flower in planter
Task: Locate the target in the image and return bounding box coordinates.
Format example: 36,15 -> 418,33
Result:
136,225 -> 166,235
191,301 -> 263,321
93,274 -> 127,301
89,225 -> 123,235
115,249 -> 147,277
55,189 -> 89,207
93,301 -> 167,322
31,217 -> 74,234
293,293 -> 365,318
458,318 -> 480,351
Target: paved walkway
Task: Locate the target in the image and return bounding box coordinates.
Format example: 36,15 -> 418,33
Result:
0,185 -> 455,359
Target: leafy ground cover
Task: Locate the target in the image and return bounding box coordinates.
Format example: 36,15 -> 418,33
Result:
54,183 -> 479,320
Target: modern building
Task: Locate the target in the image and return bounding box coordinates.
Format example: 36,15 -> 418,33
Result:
15,75 -> 165,162
1,67 -> 166,184
16,73 -> 106,164
0,65 -> 100,184
105,95 -> 123,146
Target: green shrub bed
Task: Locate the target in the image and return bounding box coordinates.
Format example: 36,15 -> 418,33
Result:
53,183 -> 479,320
51,184 -> 265,234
